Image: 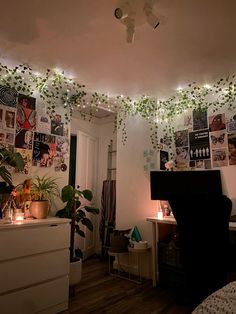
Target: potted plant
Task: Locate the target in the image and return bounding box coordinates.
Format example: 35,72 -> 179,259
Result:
30,175 -> 59,219
0,147 -> 24,219
0,147 -> 25,190
56,185 -> 99,289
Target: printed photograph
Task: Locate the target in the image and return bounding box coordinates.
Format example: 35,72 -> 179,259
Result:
56,137 -> 70,159
5,132 -> 15,145
212,148 -> 228,167
37,114 -> 51,134
196,159 -> 204,169
160,150 -> 169,170
227,120 -> 236,133
51,114 -> 64,136
210,130 -> 227,149
175,146 -> 189,169
183,111 -> 193,129
0,107 -> 3,128
174,130 -> 189,147
193,109 -> 208,131
32,141 -> 53,167
204,159 -> 212,169
16,94 -> 36,130
4,109 -> 16,129
15,129 -> 33,150
209,113 -> 226,132
0,131 -> 6,143
0,85 -> 17,107
15,148 -> 32,175
228,133 -> 236,166
189,130 -> 210,160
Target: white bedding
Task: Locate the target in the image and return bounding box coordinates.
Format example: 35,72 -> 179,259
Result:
192,281 -> 236,313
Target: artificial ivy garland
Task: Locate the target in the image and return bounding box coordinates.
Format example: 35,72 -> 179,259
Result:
0,62 -> 235,150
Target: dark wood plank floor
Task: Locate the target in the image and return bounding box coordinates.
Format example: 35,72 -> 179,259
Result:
65,256 -> 193,314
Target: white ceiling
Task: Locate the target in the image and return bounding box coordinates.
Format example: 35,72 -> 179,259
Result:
1,0 -> 236,101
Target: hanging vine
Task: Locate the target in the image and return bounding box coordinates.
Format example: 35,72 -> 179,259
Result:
0,62 -> 235,148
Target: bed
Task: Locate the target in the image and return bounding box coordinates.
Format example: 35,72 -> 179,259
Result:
192,281 -> 236,313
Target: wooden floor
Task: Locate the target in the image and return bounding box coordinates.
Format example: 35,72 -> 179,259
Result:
64,256 -> 193,314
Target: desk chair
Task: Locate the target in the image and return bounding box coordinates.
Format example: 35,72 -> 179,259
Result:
169,194 -> 232,307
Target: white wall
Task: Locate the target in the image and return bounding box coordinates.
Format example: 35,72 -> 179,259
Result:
116,115 -> 157,245
116,113 -> 236,278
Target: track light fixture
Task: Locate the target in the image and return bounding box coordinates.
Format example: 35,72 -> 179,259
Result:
143,1 -> 160,29
114,0 -> 161,43
114,3 -> 131,20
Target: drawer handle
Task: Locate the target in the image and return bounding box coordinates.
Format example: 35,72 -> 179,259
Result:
50,224 -> 58,227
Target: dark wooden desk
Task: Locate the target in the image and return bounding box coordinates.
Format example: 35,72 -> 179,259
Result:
147,216 -> 236,286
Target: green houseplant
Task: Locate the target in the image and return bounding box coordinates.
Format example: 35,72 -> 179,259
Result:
0,147 -> 25,188
30,175 -> 59,219
56,184 -> 100,261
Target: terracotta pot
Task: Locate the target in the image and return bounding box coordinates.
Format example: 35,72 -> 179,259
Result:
30,200 -> 49,219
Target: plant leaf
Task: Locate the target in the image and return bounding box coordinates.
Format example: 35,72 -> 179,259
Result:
61,185 -> 74,202
75,248 -> 83,259
82,189 -> 93,201
84,206 -> 99,215
0,166 -> 12,185
81,217 -> 93,231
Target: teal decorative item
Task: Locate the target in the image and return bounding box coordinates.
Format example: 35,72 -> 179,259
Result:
131,226 -> 142,242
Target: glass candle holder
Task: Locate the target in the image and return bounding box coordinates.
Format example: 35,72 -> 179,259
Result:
15,212 -> 24,222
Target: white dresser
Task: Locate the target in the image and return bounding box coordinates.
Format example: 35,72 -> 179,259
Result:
0,218 -> 70,314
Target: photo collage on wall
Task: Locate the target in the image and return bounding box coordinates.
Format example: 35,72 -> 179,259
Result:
174,108 -> 236,169
0,85 -> 70,174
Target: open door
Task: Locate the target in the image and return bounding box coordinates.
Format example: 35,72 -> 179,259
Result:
75,130 -> 98,259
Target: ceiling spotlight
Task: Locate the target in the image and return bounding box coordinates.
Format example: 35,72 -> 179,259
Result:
114,3 -> 130,20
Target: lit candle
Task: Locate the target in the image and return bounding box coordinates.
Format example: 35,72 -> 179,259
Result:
15,213 -> 24,222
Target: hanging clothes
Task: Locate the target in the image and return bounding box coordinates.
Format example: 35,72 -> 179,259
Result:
99,180 -> 116,257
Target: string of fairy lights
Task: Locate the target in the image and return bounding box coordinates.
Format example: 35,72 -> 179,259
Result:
0,62 -> 236,148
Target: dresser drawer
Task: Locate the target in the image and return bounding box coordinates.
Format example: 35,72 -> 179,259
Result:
0,223 -> 70,261
0,276 -> 69,314
0,249 -> 69,294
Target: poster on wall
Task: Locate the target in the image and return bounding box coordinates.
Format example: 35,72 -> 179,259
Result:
32,132 -> 56,167
189,130 -> 210,160
0,85 -> 17,108
209,130 -> 227,149
56,136 -> 70,159
183,111 -> 193,129
5,132 -> 15,145
160,150 -> 169,170
175,147 -> 189,169
204,159 -> 212,169
0,107 -> 3,128
228,133 -> 236,165
193,109 -> 208,131
227,120 -> 236,133
0,130 -> 5,143
15,129 -> 33,149
212,148 -> 228,167
37,114 -> 51,134
4,109 -> 16,130
209,113 -> 226,132
15,148 -> 32,174
174,130 -> 189,147
16,94 -> 36,130
51,114 -> 64,136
